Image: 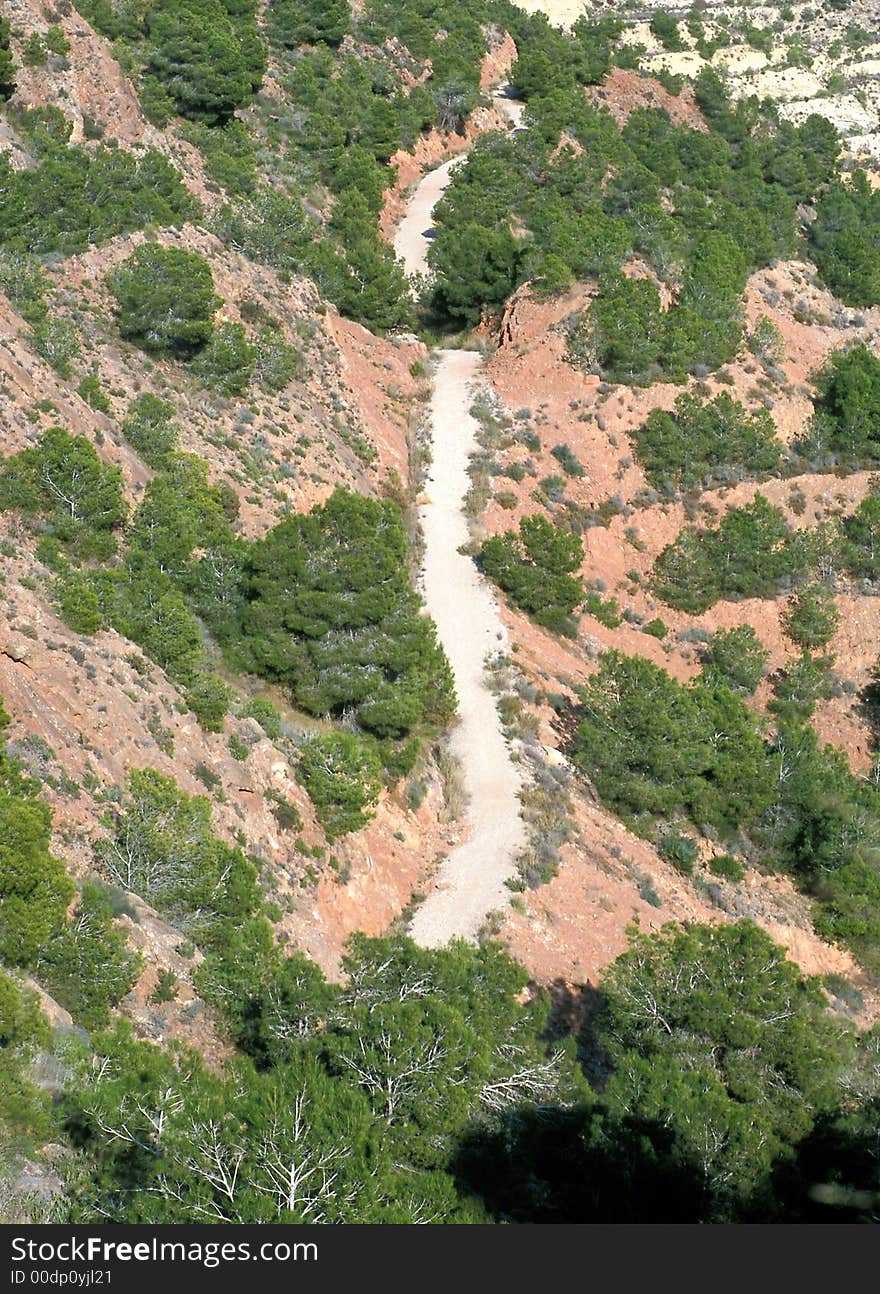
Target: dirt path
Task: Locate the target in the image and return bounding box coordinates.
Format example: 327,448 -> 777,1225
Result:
491,86 -> 526,131
392,154 -> 465,279
408,350 -> 527,947
392,87 -> 524,281
393,88 -> 528,947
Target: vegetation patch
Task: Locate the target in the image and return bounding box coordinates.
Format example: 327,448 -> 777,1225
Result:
480,515 -> 584,636
630,392 -> 782,493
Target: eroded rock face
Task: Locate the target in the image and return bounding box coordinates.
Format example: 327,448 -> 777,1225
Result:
586,66 -> 709,132
469,248 -> 880,1019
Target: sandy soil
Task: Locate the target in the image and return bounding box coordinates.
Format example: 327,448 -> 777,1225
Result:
511,0 -> 586,26
491,87 -> 526,131
408,350 -> 527,946
391,84 -> 529,946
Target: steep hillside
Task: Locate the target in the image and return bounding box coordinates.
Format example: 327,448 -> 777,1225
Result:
2,0 -> 880,1225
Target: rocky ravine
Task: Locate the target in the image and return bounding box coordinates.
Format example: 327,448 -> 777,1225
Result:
391,65 -> 880,1005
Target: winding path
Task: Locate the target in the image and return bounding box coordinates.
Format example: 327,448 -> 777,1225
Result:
393,154 -> 466,281
393,88 -> 524,280
400,87 -> 528,948
408,350 -> 527,947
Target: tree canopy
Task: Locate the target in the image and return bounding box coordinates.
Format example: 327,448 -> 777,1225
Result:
0,427 -> 126,563
631,392 -> 782,492
571,649 -> 773,832
480,514 -> 584,636
0,146 -> 196,256
214,488 -> 455,739
108,244 -> 220,356
146,0 -> 257,124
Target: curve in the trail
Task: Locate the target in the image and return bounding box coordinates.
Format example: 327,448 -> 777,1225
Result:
393,153 -> 465,280
491,85 -> 526,132
400,85 -> 528,948
393,86 -> 525,281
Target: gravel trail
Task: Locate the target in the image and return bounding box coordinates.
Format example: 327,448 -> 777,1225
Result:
408,350 -> 526,947
392,85 -> 528,946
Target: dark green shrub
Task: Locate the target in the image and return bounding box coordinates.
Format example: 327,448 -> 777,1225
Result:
551,443 -> 585,477
709,854 -> 745,882
0,973 -> 50,1137
570,650 -> 773,832
594,921 -> 847,1208
0,698 -> 74,968
654,496 -> 808,613
215,489 -> 455,739
139,75 -> 176,126
702,626 -> 769,695
210,189 -> 313,277
631,393 -> 782,492
56,571 -> 103,635
0,251 -> 48,326
28,316 -> 80,378
813,860 -> 880,973
102,574 -> 206,683
77,374 -> 111,412
782,584 -> 840,650
150,968 -> 179,1003
0,146 -> 197,256
798,344 -> 880,464
97,454 -> 238,686
658,832 -> 698,875
108,244 -> 220,356
0,15 -> 15,101
193,762 -> 222,792
297,732 -> 383,840
192,321 -> 255,394
649,11 -> 685,50
186,673 -> 231,732
12,104 -> 73,150
584,590 -> 622,628
430,224 -> 521,326
481,515 -> 584,636
22,33 -> 47,67
239,697 -> 282,739
267,791 -> 302,833
145,0 -> 257,124
179,119 -> 256,195
122,394 -> 178,468
269,0 -> 349,48
38,881 -> 141,1029
0,426 -> 127,560
811,172 -> 880,307
843,487 -> 880,580
94,768 -> 260,942
44,27 -> 70,57
769,650 -> 834,724
569,273 -> 664,384
0,796 -> 73,965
